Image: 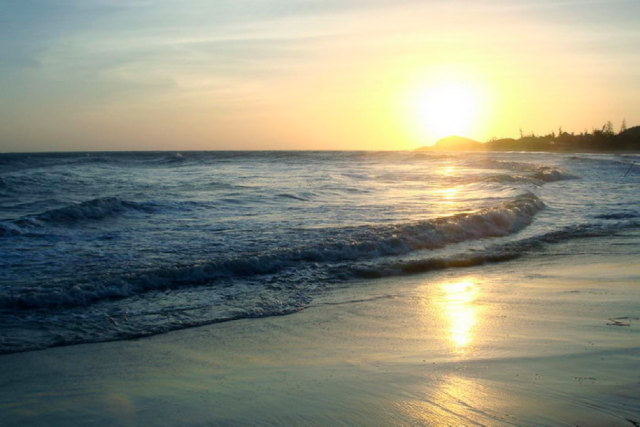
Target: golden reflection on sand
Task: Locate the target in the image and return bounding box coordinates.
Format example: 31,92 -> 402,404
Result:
440,280 -> 478,352
396,374 -> 505,425
400,280 -> 487,423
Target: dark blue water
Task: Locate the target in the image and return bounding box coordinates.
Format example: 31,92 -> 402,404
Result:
1,151 -> 638,353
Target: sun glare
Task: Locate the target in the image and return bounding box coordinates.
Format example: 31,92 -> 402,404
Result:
441,280 -> 478,351
400,71 -> 492,146
416,82 -> 479,140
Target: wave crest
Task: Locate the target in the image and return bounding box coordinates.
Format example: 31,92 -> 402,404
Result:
480,174 -> 544,185
346,221 -> 635,279
4,197 -> 154,232
28,197 -> 152,224
0,193 -> 544,310
479,159 -> 578,182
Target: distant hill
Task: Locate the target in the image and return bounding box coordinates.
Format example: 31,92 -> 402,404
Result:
416,136 -> 485,151
416,123 -> 640,152
620,125 -> 640,137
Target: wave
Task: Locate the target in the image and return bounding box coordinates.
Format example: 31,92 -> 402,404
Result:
479,159 -> 578,182
0,152 -> 195,172
277,193 -> 311,201
10,197 -> 154,228
346,253 -> 520,279
0,177 -> 12,198
595,213 -> 639,220
0,151 -> 460,173
532,167 -> 578,182
0,193 -> 544,310
568,155 -> 640,175
0,154 -> 115,173
345,221 -> 636,279
479,174 -> 544,185
0,223 -> 25,237
0,169 -> 89,192
146,152 -> 195,166
2,218 -> 637,355
568,155 -> 629,166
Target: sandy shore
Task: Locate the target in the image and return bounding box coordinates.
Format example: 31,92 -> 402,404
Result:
1,232 -> 639,426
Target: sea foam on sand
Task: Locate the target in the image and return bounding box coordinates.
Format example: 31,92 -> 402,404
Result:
0,231 -> 639,426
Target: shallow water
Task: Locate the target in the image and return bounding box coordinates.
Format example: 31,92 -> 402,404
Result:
1,232 -> 638,426
1,150 -> 638,353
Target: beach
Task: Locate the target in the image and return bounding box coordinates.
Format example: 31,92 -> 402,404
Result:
1,229 -> 638,426
3,0 -> 640,424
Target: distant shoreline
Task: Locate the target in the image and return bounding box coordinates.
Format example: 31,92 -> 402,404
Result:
418,124 -> 640,153
416,147 -> 640,154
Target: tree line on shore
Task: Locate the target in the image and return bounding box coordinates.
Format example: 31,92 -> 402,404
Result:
420,121 -> 640,151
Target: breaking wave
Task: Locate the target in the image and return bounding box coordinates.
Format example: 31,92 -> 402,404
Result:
345,222 -> 633,279
533,167 -> 578,182
2,151 -> 636,355
0,193 -> 544,310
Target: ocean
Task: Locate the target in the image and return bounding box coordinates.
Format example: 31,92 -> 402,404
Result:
0,150 -> 638,354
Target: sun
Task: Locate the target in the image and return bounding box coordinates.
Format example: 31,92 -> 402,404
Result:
402,77 -> 486,144
416,82 -> 479,141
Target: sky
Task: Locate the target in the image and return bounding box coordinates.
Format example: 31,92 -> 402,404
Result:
0,0 -> 639,152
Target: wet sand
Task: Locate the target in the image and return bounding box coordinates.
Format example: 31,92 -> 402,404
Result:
1,232 -> 639,426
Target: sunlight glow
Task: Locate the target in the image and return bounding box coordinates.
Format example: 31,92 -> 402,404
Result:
441,280 -> 477,350
437,187 -> 459,200
439,166 -> 456,176
416,82 -> 479,140
400,69 -> 495,146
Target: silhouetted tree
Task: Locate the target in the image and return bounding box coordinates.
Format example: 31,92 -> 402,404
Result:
603,121 -> 615,136
620,119 -> 627,134
423,121 -> 640,151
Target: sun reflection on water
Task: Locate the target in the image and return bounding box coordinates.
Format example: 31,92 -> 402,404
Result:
439,166 -> 456,176
435,163 -> 460,203
437,187 -> 459,199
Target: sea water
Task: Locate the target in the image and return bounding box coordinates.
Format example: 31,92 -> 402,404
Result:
0,151 -> 638,353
